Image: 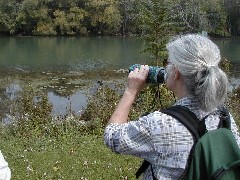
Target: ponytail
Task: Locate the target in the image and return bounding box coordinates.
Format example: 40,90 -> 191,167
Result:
193,66 -> 228,111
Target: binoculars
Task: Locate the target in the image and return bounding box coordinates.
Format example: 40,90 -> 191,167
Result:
129,64 -> 165,84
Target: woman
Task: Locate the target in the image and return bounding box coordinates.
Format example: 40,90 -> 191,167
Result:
104,34 -> 240,179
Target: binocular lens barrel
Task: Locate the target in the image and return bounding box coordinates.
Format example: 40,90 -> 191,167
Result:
129,64 -> 165,84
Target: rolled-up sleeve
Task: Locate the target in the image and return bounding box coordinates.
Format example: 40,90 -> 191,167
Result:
104,115 -> 154,159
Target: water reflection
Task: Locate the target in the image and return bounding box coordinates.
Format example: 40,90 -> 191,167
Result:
0,74 -> 103,120
6,84 -> 21,100
48,90 -> 88,117
229,78 -> 240,91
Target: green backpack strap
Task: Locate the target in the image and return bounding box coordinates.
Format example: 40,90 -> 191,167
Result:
211,160 -> 240,180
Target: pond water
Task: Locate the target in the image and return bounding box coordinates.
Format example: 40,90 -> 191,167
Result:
0,36 -> 148,72
0,36 -> 239,118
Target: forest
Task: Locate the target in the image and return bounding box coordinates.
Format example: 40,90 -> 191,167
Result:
0,0 -> 239,37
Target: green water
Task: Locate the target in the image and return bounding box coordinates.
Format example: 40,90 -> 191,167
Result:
213,38 -> 240,76
0,36 -> 239,72
0,36 -> 148,72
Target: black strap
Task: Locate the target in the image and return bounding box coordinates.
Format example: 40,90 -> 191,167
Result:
136,160 -> 158,179
135,105 -> 230,179
161,105 -> 205,180
136,160 -> 151,179
218,106 -> 231,129
136,105 -> 202,179
162,105 -> 204,141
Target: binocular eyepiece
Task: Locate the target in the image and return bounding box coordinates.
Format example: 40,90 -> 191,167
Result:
129,64 -> 165,84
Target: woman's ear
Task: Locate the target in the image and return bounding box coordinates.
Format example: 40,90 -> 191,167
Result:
173,67 -> 180,80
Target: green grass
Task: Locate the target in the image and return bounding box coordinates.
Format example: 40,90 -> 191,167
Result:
0,131 -> 141,180
0,133 -> 141,180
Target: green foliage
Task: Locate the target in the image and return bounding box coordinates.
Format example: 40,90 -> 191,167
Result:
16,0 -> 42,34
7,84 -> 117,139
68,7 -> 88,34
34,20 -> 56,35
0,0 -> 20,34
167,0 -> 228,36
219,57 -> 232,76
81,83 -> 122,126
86,0 -> 122,35
224,0 -> 240,36
9,85 -> 53,137
119,0 -> 140,35
204,0 -> 227,36
138,0 -> 182,65
81,82 -> 175,125
53,10 -> 69,35
219,58 -> 240,126
0,0 -> 238,36
53,7 -> 87,35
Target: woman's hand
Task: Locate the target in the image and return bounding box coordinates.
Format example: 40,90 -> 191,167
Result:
107,65 -> 149,124
126,65 -> 149,96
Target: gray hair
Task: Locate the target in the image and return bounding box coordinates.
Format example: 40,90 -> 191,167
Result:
166,34 -> 228,112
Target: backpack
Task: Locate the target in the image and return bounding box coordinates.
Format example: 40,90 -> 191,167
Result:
136,105 -> 240,180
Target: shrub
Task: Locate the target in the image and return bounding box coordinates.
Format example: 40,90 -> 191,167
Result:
9,85 -> 53,138
81,82 -> 176,126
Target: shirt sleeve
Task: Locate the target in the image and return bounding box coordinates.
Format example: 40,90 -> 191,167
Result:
230,114 -> 240,147
104,114 -> 155,159
0,151 -> 11,180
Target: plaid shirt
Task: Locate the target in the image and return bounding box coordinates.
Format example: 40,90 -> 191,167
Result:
104,97 -> 240,180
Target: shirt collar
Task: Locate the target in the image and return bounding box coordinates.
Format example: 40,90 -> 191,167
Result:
173,96 -> 208,119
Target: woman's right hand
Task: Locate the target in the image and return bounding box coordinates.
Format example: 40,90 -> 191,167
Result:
125,65 -> 149,96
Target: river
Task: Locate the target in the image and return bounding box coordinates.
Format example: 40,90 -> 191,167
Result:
0,36 -> 239,118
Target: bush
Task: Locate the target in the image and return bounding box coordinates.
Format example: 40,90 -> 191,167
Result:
81,82 -> 176,127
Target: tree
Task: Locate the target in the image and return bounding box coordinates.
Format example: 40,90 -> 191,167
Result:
0,0 -> 239,36
16,0 -> 53,35
0,0 -> 22,34
224,0 -> 240,36
53,10 -> 68,35
138,0 -> 181,65
203,0 -> 227,36
66,7 -> 88,35
167,0 -> 206,32
85,0 -> 122,35
167,0 -> 228,36
119,0 -> 140,35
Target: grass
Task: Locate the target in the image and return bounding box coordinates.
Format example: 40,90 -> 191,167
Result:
0,132 -> 141,180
